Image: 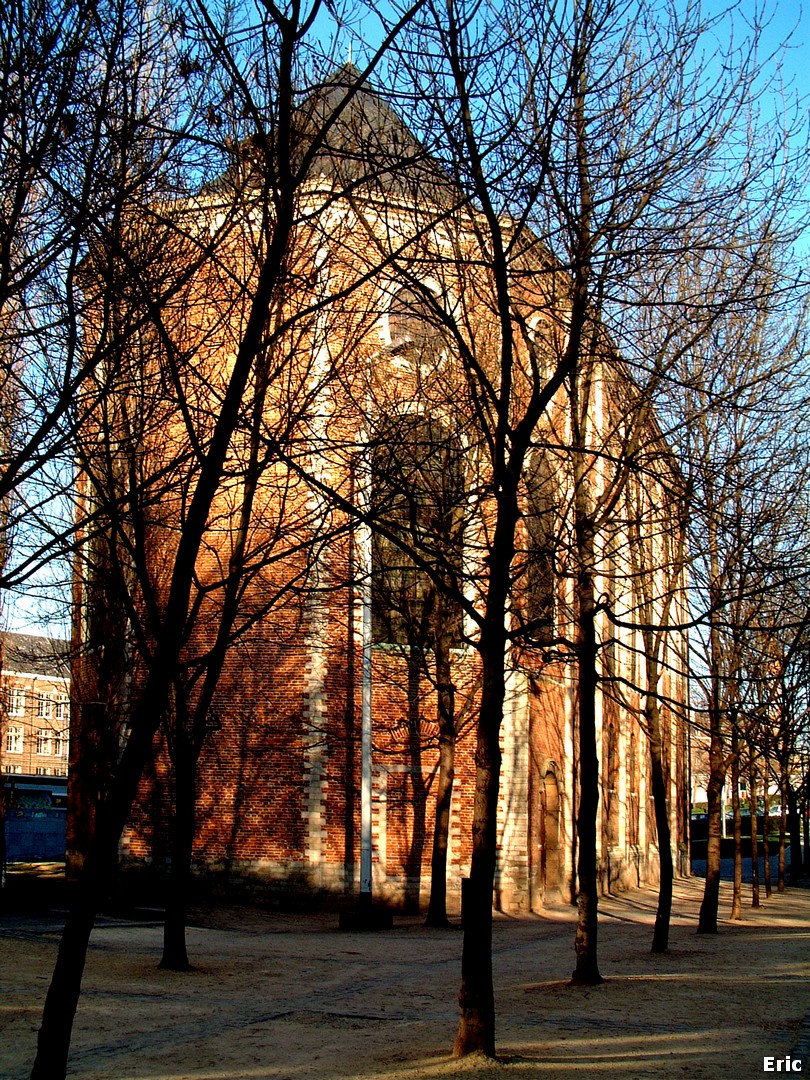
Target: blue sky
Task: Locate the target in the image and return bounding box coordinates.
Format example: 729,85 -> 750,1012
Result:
708,0 -> 808,106
4,0 -> 808,640
756,0 -> 807,90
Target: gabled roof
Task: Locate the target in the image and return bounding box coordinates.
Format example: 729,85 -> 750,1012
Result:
2,632 -> 70,679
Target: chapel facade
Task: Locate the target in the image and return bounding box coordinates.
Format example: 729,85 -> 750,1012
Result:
68,69 -> 690,913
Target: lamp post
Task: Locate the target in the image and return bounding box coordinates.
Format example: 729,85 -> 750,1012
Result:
360,557 -> 373,908
339,458 -> 391,930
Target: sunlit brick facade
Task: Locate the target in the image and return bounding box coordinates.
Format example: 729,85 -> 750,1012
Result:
70,73 -> 690,912
1,633 -> 70,782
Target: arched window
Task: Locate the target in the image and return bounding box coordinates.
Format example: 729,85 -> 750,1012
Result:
524,453 -> 557,646
387,285 -> 443,359
607,719 -> 619,846
370,415 -> 464,647
628,727 -> 639,846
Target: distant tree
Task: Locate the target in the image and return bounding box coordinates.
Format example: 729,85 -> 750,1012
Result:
331,0 -> 810,1053
368,404 -> 469,925
625,462 -> 689,952
673,293 -> 810,934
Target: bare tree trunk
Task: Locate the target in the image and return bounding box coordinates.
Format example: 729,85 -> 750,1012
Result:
571,514 -> 603,985
0,794 -> 6,892
787,783 -> 802,885
730,727 -> 742,920
631,486 -> 684,954
161,732 -> 195,971
426,630 -> 456,928
778,756 -> 787,893
344,499 -> 358,891
31,674 -> 170,1078
454,470 -> 520,1056
763,747 -> 772,897
405,648 -> 427,915
698,607 -> 724,934
30,888 -> 98,1080
646,678 -> 673,953
749,752 -> 760,908
453,636 -> 503,1057
699,766 -> 724,933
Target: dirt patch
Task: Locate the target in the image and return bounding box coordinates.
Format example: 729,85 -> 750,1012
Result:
1,877 -> 807,1079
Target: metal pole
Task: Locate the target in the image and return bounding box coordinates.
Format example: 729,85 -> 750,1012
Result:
360,559 -> 373,903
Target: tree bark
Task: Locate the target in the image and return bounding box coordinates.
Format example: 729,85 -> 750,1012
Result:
646,672 -> 673,953
698,751 -> 724,933
0,793 -> 6,892
571,513 -> 603,985
788,783 -> 802,885
160,731 -> 196,971
698,605 -> 725,934
453,480 -> 518,1057
453,639 -> 502,1057
30,886 -> 98,1080
778,756 -> 787,893
749,752 -> 760,908
405,649 -> 428,915
730,726 -> 742,920
763,747 -> 772,897
31,673 -> 169,1078
426,630 -> 456,928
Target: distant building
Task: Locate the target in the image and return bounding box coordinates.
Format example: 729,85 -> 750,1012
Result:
1,632 -> 71,779
1,632 -> 70,861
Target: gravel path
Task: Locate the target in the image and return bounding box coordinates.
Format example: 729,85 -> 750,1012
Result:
1,875 -> 807,1080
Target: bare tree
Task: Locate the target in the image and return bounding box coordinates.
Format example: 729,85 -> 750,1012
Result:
30,0 -> 429,1071
0,0 -> 217,897
368,403 -> 470,924
383,0 -> 809,1047
0,0 -> 218,598
73,303 -> 341,969
671,290 -> 810,933
624,458 -> 690,952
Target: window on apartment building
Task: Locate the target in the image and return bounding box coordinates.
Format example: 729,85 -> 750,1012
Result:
36,728 -> 53,755
371,415 -> 465,647
4,725 -> 23,754
53,729 -> 69,757
3,764 -> 23,774
524,453 -> 557,646
55,694 -> 69,723
36,693 -> 54,720
6,687 -> 25,716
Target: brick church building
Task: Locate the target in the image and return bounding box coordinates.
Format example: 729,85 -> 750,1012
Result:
68,69 -> 690,914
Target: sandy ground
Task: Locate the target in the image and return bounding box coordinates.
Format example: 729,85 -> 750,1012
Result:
1,875 -> 808,1080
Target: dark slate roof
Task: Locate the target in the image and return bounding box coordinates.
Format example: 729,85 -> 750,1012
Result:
212,65 -> 458,209
1,632 -> 70,679
300,65 -> 454,201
